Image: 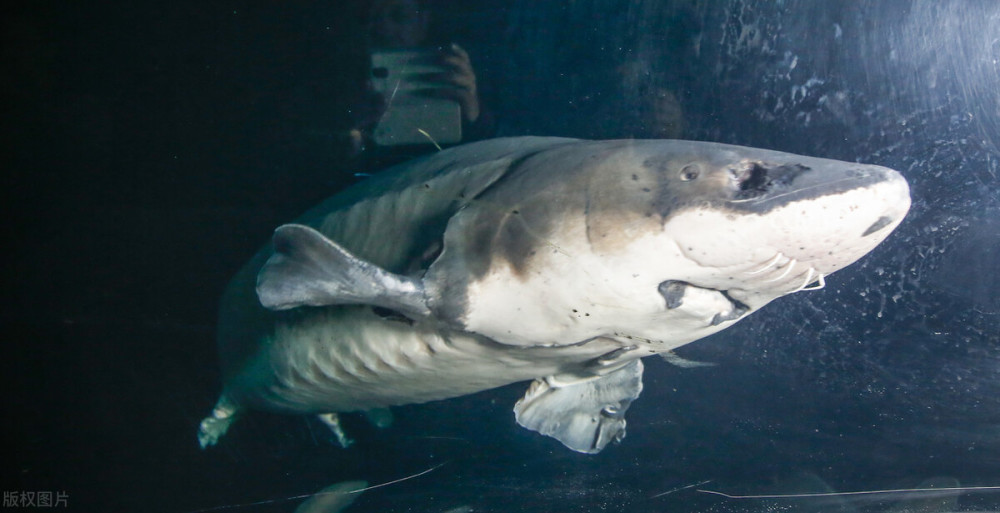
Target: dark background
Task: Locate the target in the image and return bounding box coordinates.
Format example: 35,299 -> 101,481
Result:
3,1 -> 1000,512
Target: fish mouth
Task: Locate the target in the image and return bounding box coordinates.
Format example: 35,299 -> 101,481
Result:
711,289 -> 751,325
658,279 -> 751,325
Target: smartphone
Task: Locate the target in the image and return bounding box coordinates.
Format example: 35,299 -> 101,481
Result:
370,49 -> 463,147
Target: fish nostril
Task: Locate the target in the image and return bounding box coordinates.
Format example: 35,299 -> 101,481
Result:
741,164 -> 769,190
733,163 -> 771,199
732,163 -> 809,201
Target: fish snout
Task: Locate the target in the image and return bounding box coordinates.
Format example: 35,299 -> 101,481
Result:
867,166 -> 911,236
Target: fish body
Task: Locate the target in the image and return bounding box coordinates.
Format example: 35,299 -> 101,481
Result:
200,136 -> 910,453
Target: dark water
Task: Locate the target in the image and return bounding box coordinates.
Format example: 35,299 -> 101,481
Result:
4,1 -> 1000,511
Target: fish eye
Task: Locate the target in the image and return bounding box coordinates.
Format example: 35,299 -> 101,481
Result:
679,164 -> 700,181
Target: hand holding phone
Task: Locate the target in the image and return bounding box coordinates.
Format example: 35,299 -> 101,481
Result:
370,48 -> 463,147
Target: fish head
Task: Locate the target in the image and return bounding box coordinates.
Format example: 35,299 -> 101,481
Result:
426,139 -> 910,348
631,141 -> 912,308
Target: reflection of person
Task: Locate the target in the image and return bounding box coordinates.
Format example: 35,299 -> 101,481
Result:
348,0 -> 494,158
608,58 -> 686,140
237,1 -> 493,208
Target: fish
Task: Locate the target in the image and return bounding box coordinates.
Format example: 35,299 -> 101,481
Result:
198,136 -> 910,453
294,481 -> 367,513
293,480 -> 472,513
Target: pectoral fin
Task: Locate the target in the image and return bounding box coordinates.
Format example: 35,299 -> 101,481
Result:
514,359 -> 643,454
256,224 -> 431,318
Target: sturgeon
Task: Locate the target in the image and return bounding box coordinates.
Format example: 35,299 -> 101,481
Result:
198,137 -> 910,453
